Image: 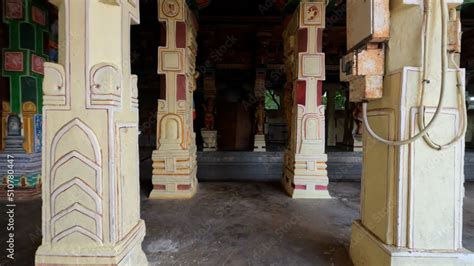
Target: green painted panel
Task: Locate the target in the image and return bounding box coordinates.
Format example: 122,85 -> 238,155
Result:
19,22 -> 36,50
2,0 -> 50,114
21,76 -> 37,103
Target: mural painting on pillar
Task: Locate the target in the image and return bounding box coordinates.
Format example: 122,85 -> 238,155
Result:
152,0 -> 199,199
1,0 -> 50,199
282,1 -> 330,199
35,1 -> 147,265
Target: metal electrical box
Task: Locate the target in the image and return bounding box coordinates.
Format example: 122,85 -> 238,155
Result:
347,0 -> 390,51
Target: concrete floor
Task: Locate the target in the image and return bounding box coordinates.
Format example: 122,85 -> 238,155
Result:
1,182 -> 474,266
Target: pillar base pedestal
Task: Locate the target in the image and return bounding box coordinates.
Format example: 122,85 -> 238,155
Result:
350,220 -> 474,266
282,153 -> 331,199
150,148 -> 198,199
149,176 -> 198,199
253,134 -> 266,152
201,129 -> 217,152
281,175 -> 331,199
35,220 -> 147,265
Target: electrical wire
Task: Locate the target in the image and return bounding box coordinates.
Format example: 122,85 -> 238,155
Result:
419,1 -> 467,150
362,0 -> 444,146
362,0 -> 465,148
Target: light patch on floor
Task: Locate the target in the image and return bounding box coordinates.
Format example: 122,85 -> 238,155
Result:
146,239 -> 180,253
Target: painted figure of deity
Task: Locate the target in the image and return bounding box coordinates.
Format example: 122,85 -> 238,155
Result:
255,100 -> 265,135
203,98 -> 215,130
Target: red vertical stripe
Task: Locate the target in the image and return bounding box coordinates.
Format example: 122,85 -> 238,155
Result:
176,74 -> 186,101
296,80 -> 306,106
176,22 -> 186,48
317,28 -> 323,53
159,22 -> 167,47
159,74 -> 166,100
317,80 -> 323,106
298,28 -> 308,53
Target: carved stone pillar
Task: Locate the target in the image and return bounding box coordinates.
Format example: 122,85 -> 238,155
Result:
254,68 -> 267,152
350,1 -> 474,265
35,1 -> 147,265
282,1 -> 330,199
202,70 -> 218,151
151,0 -> 198,199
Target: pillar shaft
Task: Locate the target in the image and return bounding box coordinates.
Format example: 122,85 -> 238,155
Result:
350,1 -> 474,265
282,1 -> 330,199
35,0 -> 147,265
151,0 -> 198,199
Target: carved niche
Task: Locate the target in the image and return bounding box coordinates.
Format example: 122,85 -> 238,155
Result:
89,63 -> 122,107
43,63 -> 67,106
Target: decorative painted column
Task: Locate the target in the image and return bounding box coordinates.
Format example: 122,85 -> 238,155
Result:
282,1 -> 330,199
349,0 -> 474,265
2,0 -> 49,114
254,68 -> 267,152
34,1 -> 147,265
1,0 -> 49,199
152,0 -> 199,199
201,70 -> 217,151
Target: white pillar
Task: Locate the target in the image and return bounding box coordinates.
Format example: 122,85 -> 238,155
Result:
151,0 -> 199,199
350,1 -> 474,265
35,1 -> 147,265
282,1 -> 331,199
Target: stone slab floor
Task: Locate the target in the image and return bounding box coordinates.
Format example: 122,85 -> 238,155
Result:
1,182 -> 474,266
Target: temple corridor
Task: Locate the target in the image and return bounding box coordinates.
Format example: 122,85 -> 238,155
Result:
1,0 -> 474,265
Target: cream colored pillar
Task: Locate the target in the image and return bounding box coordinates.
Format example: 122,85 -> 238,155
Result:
350,0 -> 474,265
151,0 -> 198,199
35,1 -> 147,265
282,1 -> 330,199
